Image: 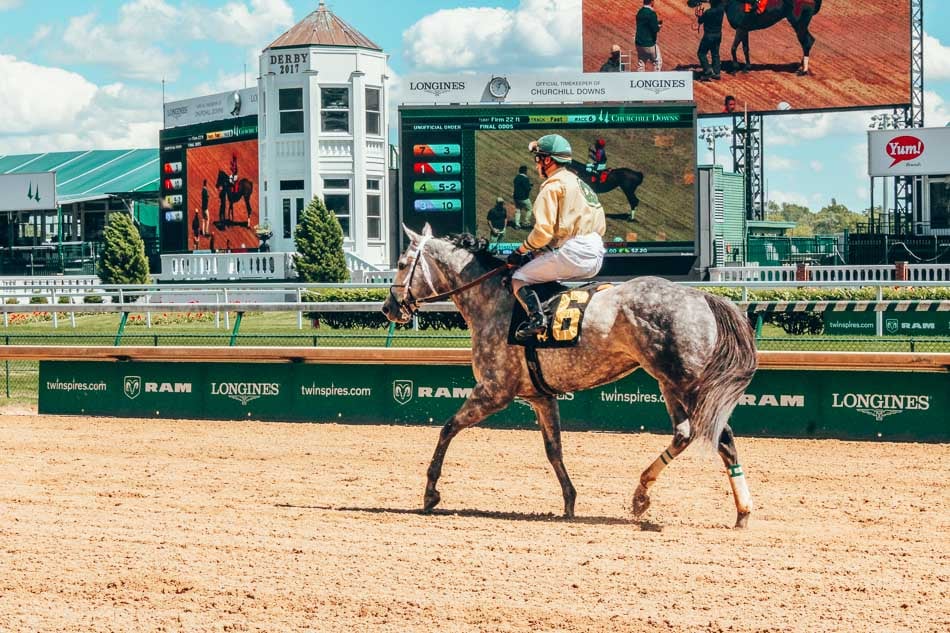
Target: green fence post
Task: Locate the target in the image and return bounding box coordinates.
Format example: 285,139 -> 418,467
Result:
229,311 -> 244,347
755,314 -> 763,340
385,321 -> 396,348
114,312 -> 129,346
4,335 -> 8,398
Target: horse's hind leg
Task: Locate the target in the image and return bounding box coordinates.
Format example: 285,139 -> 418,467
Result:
717,423 -> 753,528
796,11 -> 816,75
526,395 -> 576,518
632,393 -> 693,518
423,383 -> 513,513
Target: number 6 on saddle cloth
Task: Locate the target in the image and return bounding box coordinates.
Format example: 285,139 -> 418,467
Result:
506,281 -> 612,348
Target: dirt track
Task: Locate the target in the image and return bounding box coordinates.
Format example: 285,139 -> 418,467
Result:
1,413 -> 948,632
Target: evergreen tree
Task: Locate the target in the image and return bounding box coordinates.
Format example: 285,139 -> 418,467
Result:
294,195 -> 349,282
98,212 -> 150,284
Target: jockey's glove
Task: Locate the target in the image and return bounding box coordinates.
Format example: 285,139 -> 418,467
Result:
507,250 -> 531,267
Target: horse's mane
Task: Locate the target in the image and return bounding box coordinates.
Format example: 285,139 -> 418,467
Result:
444,233 -> 506,268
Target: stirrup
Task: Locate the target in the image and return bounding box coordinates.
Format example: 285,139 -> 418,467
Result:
515,315 -> 547,342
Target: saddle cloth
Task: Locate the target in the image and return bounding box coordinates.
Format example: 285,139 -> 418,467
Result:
507,281 -> 613,348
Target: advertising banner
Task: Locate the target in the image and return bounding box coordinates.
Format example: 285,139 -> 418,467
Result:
0,172 -> 57,212
164,87 -> 259,129
824,310 -> 950,336
868,127 -> 950,177
39,362 -> 950,442
582,0 -> 911,116
401,72 -> 693,105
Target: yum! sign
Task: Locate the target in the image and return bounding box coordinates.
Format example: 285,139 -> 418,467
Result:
869,127 -> 950,176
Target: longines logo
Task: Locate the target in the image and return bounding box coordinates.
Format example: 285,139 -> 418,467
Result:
211,382 -> 280,405
167,105 -> 188,119
832,392 -> 930,422
629,78 -> 688,94
409,80 -> 467,96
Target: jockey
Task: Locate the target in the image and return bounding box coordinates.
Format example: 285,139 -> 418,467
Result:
229,153 -> 239,192
506,134 -> 607,342
587,138 -> 608,175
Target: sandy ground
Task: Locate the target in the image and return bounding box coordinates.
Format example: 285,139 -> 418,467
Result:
1,412 -> 948,632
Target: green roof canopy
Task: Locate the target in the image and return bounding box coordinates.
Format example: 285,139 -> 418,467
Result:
0,148 -> 158,206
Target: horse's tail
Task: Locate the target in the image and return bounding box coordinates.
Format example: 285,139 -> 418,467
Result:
689,294 -> 757,447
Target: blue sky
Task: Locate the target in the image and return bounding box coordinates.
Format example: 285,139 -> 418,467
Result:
0,0 -> 948,214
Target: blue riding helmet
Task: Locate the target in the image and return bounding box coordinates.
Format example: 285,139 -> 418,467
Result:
528,134 -> 572,164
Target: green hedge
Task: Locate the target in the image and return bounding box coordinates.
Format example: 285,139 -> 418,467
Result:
300,286 -> 949,333
302,288 -> 466,330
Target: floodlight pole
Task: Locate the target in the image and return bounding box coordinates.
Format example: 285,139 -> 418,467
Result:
894,0 -> 925,236
732,113 -> 764,221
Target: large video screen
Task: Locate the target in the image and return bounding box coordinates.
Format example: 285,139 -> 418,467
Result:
582,0 -> 911,115
159,116 -> 259,253
399,104 -> 697,271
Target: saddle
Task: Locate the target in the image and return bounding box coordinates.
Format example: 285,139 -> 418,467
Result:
587,169 -> 610,185
507,281 -> 613,349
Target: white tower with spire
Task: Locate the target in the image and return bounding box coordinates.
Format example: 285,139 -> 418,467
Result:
258,1 -> 390,267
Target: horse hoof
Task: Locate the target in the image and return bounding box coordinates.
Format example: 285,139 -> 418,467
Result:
797,69 -> 809,77
734,512 -> 750,529
423,490 -> 441,513
632,488 -> 651,517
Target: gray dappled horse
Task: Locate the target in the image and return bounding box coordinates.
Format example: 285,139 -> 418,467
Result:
382,225 -> 758,528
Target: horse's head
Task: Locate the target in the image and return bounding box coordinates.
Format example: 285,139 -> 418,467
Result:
383,223 -> 442,324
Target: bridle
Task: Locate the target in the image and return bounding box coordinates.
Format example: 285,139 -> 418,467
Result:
389,235 -> 509,316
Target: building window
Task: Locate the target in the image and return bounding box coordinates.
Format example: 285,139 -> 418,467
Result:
367,178 -> 382,240
321,87 -> 349,133
279,88 -> 304,134
365,87 -> 381,136
280,180 -> 305,191
282,198 -> 292,238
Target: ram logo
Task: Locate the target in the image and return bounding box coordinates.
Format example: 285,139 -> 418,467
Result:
885,318 -> 899,334
393,380 -> 413,405
123,376 -> 142,400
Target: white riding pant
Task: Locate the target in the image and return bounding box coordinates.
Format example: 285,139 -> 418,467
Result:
512,233 -> 605,285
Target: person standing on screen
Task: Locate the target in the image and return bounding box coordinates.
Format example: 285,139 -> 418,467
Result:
600,44 -> 623,72
696,0 -> 724,81
512,165 -> 533,230
191,210 -> 201,250
506,134 -> 606,342
635,0 -> 662,72
201,179 -> 210,233
487,197 -> 508,247
722,94 -> 738,113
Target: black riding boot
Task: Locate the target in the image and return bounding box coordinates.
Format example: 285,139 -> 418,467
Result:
514,286 -> 547,342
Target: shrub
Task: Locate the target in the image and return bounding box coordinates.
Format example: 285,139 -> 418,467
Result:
83,294 -> 105,304
294,196 -> 349,283
99,212 -> 150,285
29,296 -> 49,305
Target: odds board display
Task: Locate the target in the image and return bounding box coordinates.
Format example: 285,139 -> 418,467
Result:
399,103 -> 698,276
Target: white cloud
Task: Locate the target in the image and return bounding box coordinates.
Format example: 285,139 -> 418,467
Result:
0,0 -> 22,10
923,33 -> 950,81
0,56 -> 160,153
766,155 -> 798,171
402,0 -> 581,72
768,190 -> 811,207
0,54 -> 97,135
809,160 -> 823,173
54,0 -> 292,81
28,24 -> 51,46
767,110 -> 885,145
924,90 -> 950,127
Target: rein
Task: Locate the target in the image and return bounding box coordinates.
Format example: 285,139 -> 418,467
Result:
412,264 -> 509,305
392,235 -> 509,312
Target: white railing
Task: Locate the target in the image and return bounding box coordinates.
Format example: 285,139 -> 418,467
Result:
709,262 -> 950,283
708,266 -> 796,282
807,265 -> 894,282
156,252 -> 297,281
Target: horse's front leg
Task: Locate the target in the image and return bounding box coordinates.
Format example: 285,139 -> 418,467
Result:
740,31 -> 751,72
424,382 -> 514,513
729,33 -> 741,73
525,395 -> 576,518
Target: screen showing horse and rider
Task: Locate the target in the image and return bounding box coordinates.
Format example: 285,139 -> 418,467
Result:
400,104 -> 696,258
184,138 -> 259,253
582,0 -> 911,115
